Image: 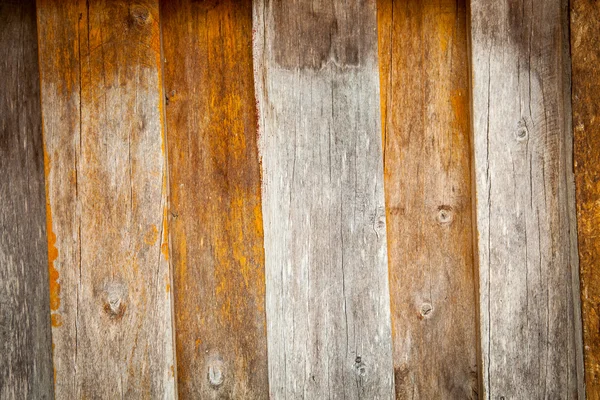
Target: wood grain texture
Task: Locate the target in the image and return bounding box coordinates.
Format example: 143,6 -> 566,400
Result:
571,1 -> 600,398
253,1 -> 395,398
0,1 -> 54,398
160,0 -> 269,398
470,0 -> 585,398
378,1 -> 478,398
36,0 -> 175,397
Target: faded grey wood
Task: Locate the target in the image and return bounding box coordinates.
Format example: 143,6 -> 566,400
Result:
36,0 -> 176,397
469,0 -> 585,398
253,2 -> 395,399
0,1 -> 54,399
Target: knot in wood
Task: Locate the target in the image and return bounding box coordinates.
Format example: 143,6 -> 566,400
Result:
208,364 -> 224,387
354,356 -> 367,377
103,284 -> 126,320
436,205 -> 454,225
129,5 -> 150,26
515,119 -> 529,141
420,303 -> 433,318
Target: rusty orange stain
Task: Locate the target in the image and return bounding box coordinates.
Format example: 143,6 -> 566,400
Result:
166,283 -> 170,293
450,88 -> 467,125
161,205 -> 169,260
51,313 -> 63,327
44,153 -> 61,313
144,224 -> 159,246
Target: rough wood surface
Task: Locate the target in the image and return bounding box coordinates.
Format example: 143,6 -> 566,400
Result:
161,0 -> 269,398
571,0 -> 600,398
36,0 -> 176,397
0,1 -> 54,398
253,1 -> 395,398
469,0 -> 585,398
378,1 -> 478,398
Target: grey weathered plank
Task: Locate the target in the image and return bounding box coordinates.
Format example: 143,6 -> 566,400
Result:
378,1 -> 479,398
469,0 -> 585,398
253,1 -> 395,398
0,1 -> 54,399
36,0 -> 176,397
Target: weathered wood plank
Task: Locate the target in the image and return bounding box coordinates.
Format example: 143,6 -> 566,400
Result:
378,1 -> 478,398
469,0 -> 584,398
36,0 -> 175,397
0,1 -> 54,398
253,1 -> 395,398
160,0 -> 269,398
571,0 -> 600,397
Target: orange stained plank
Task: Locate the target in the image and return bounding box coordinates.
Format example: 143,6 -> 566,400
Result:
160,0 -> 268,397
378,1 -> 479,398
572,0 -> 600,398
36,0 -> 175,397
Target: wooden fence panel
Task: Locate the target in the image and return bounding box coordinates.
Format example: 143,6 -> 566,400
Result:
378,1 -> 478,398
253,1 -> 395,398
469,0 -> 584,398
160,0 -> 269,398
0,1 -> 54,398
36,0 -> 175,397
571,0 -> 600,398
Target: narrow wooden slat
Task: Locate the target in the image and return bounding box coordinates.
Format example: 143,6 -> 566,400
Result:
160,0 -> 269,397
469,0 -> 584,397
36,0 -> 175,397
253,2 -> 395,398
571,0 -> 600,397
378,1 -> 478,398
0,1 -> 53,398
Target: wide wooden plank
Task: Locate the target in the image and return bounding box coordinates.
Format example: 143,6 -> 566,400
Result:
160,0 -> 269,398
253,2 -> 395,398
36,0 -> 175,397
469,0 -> 584,398
571,0 -> 600,397
0,1 -> 54,398
378,1 -> 478,398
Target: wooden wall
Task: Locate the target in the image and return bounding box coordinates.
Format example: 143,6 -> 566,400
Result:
0,0 -> 597,398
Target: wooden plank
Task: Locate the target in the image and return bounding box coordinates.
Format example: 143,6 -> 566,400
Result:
377,1 -> 478,398
36,0 -> 175,397
469,0 -> 584,398
571,0 -> 600,397
253,1 -> 395,398
0,1 -> 54,398
160,0 -> 268,398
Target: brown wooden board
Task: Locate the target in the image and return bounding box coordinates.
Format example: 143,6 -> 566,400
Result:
160,0 -> 269,398
469,0 -> 585,397
36,0 -> 175,397
253,1 -> 395,398
378,1 -> 479,398
571,0 -> 600,398
0,1 -> 54,398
